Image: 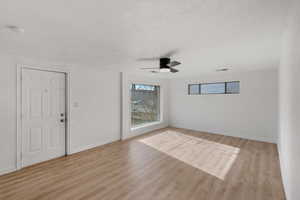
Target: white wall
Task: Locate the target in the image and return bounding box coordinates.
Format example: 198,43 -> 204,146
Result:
168,69 -> 278,143
0,55 -> 17,174
278,0 -> 300,199
121,73 -> 169,139
68,67 -> 121,154
0,54 -> 121,175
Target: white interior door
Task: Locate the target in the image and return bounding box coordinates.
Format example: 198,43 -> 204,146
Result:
21,68 -> 66,167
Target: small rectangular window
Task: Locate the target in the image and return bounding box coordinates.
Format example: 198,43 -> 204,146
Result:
188,84 -> 200,95
226,81 -> 240,94
188,81 -> 240,95
201,83 -> 225,94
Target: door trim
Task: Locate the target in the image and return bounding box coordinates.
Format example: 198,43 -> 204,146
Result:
16,64 -> 71,170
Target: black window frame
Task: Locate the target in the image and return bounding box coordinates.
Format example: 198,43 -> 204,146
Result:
188,81 -> 240,95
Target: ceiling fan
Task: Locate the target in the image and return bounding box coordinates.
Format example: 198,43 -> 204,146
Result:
138,50 -> 181,73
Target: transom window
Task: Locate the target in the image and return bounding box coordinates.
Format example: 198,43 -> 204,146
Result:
188,81 -> 240,95
131,84 -> 160,127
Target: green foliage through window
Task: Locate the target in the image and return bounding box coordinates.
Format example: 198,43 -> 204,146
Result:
131,84 -> 160,127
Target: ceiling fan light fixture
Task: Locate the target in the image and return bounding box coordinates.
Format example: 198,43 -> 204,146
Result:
160,68 -> 170,73
139,55 -> 180,73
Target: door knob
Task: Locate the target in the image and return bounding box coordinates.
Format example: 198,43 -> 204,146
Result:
60,119 -> 65,123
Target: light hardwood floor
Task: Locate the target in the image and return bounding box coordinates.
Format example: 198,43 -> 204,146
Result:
0,127 -> 285,200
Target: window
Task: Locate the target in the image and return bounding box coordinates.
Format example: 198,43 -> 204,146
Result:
188,81 -> 240,95
188,84 -> 200,95
201,83 -> 225,94
131,84 -> 160,127
226,81 -> 240,94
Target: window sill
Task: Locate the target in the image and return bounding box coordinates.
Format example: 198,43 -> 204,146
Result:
131,121 -> 162,131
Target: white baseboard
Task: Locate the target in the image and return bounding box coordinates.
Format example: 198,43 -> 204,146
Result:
169,125 -> 276,144
1,138 -> 120,176
69,139 -> 120,155
122,123 -> 168,140
0,167 -> 16,176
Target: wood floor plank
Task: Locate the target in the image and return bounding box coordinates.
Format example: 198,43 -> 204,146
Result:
0,128 -> 286,200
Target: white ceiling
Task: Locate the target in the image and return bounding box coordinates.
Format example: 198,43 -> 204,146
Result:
0,0 -> 291,77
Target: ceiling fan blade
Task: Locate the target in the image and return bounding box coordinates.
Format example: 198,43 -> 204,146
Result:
137,49 -> 179,61
137,57 -> 160,61
140,67 -> 159,70
170,68 -> 179,73
168,61 -> 181,67
161,49 -> 179,58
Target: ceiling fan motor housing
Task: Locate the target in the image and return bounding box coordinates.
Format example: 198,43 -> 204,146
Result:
160,58 -> 171,69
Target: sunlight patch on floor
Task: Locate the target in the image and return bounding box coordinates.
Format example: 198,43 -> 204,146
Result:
139,130 -> 240,180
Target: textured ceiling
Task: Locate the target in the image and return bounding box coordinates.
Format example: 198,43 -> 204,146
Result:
0,0 -> 291,77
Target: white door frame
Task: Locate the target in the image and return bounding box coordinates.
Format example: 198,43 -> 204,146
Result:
16,64 -> 71,170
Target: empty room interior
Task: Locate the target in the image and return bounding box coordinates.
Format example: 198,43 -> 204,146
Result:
0,0 -> 300,199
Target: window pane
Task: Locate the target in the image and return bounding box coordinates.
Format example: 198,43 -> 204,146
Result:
189,84 -> 199,95
226,82 -> 240,94
131,84 -> 160,127
201,83 -> 225,94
